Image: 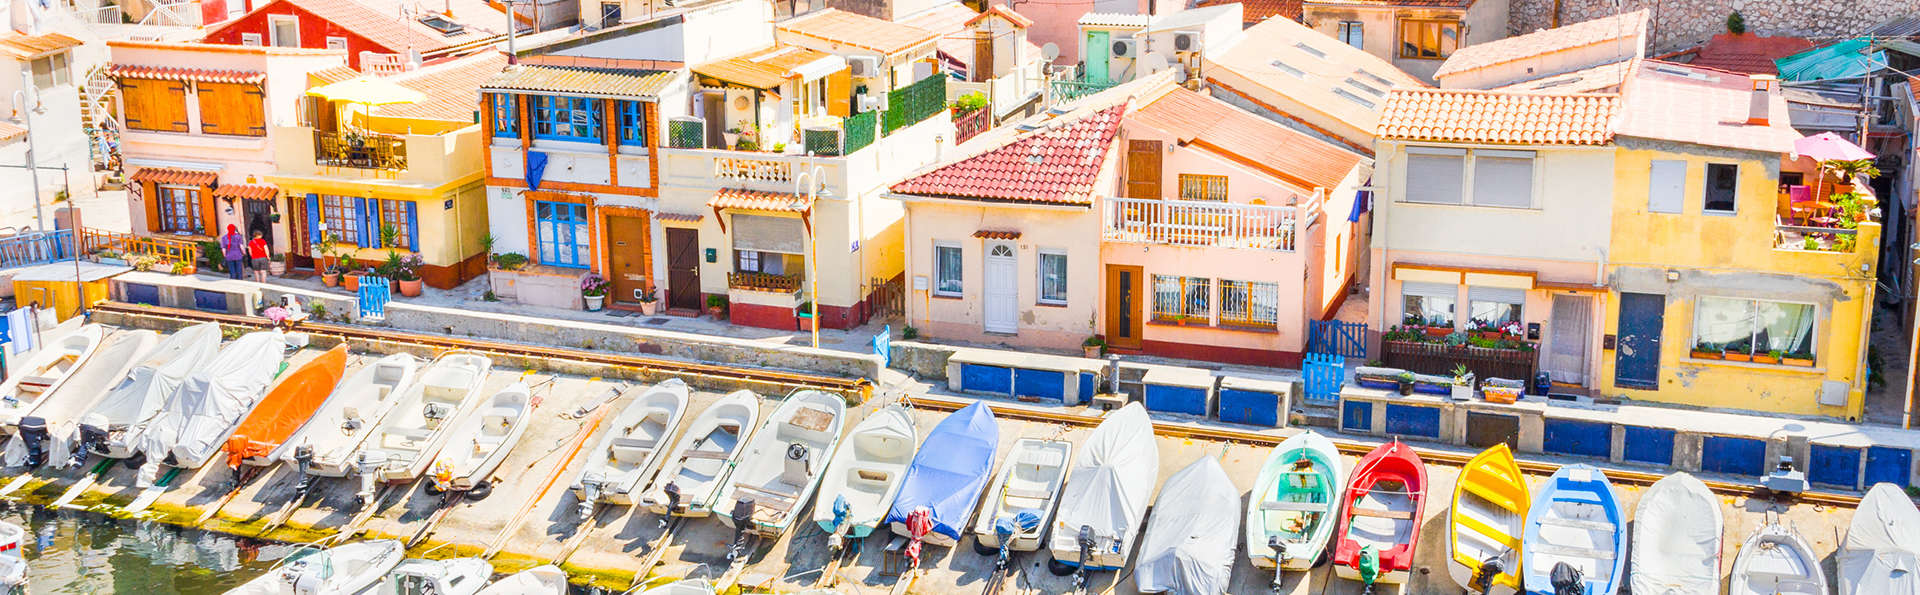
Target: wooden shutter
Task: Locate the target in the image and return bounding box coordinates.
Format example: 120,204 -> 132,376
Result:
121,78 -> 150,130
826,68 -> 851,117
199,83 -> 267,136
197,83 -> 226,134
143,181 -> 161,233
1125,140 -> 1161,199
197,187 -> 217,236
241,85 -> 266,136
404,201 -> 419,253
159,81 -> 189,133
973,32 -> 993,83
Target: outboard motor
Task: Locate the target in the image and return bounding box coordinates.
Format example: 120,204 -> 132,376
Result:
76,415 -> 108,459
354,450 -> 388,507
576,471 -> 604,522
1267,537 -> 1287,592
1471,556 -> 1504,594
1074,524 -> 1095,592
658,482 -> 682,527
17,417 -> 48,469
1549,562 -> 1585,595
994,510 -> 1041,570
727,497 -> 757,562
291,445 -> 316,495
826,495 -> 852,552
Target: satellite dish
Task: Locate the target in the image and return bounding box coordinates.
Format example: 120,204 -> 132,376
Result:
1041,42 -> 1060,62
1140,52 -> 1169,75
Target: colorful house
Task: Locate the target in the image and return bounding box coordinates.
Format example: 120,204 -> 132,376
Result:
1300,0 -> 1510,83
112,41 -> 347,252
1202,15 -> 1425,156
0,30 -> 91,225
1429,9 -> 1645,90
899,3 -> 1046,125
200,0 -> 518,72
268,51 -> 506,288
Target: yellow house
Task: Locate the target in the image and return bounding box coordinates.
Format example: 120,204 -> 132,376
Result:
1600,61 -> 1878,420
267,52 -> 505,289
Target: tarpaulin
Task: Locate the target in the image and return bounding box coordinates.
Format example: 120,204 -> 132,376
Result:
1630,472 -> 1721,595
1840,483 -> 1920,595
885,402 -> 999,544
1051,402 -> 1158,568
224,345 -> 347,468
526,151 -> 549,191
136,331 -> 286,469
1135,457 -> 1238,594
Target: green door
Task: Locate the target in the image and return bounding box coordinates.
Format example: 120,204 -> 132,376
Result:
1085,30 -> 1110,83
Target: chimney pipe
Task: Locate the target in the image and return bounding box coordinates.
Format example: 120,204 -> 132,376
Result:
1747,74 -> 1777,126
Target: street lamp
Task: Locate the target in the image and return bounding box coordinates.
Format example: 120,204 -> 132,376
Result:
793,159 -> 831,349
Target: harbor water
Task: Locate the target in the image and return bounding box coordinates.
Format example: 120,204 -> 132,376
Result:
0,503 -> 280,592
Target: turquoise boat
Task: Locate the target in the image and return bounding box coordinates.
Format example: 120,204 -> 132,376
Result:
1246,430 -> 1347,575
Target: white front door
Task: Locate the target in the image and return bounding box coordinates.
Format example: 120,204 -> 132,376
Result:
1547,294 -> 1592,385
983,242 -> 1017,333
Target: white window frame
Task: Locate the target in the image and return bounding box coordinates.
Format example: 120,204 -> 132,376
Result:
1703,162 -> 1739,215
325,36 -> 349,50
268,15 -> 300,48
1337,21 -> 1363,49
28,52 -> 69,90
933,241 -> 962,297
1689,295 -> 1818,363
1401,145 -> 1538,209
1036,249 -> 1067,305
240,32 -> 263,46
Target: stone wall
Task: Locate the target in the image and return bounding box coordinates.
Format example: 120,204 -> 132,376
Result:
1509,0 -> 1917,53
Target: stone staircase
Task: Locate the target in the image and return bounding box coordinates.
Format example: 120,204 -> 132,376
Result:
79,66 -> 118,177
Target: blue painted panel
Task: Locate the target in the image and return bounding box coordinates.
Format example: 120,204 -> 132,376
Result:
1383,404 -> 1440,439
124,283 -> 159,306
1078,372 -> 1095,404
1543,419 -> 1611,458
1342,400 -> 1372,432
960,364 -> 1012,395
1218,388 -> 1279,427
1622,426 -> 1675,466
1144,384 -> 1208,416
1614,293 -> 1666,388
1865,446 -> 1912,488
192,289 -> 226,312
1701,436 -> 1767,477
1013,368 -> 1065,401
1809,444 -> 1862,488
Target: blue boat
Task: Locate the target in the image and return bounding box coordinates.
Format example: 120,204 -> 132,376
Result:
884,402 -> 1000,548
1522,464 -> 1626,595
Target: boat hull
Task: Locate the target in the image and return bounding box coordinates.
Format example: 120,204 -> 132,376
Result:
1247,431 -> 1345,573
1331,440 -> 1427,587
813,404 -> 916,542
642,390 -> 761,517
972,438 -> 1070,553
1447,444 -> 1528,595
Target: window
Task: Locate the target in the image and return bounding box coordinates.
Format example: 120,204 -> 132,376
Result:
1401,282 -> 1456,328
1467,286 -> 1524,332
1404,147 -> 1465,204
157,185 -> 202,234
1692,297 -> 1816,362
268,15 -> 299,47
325,36 -> 348,50
29,53 -> 68,90
240,33 -> 262,46
1337,21 -> 1363,49
734,250 -> 800,275
934,242 -> 962,296
533,96 -> 603,142
536,201 -> 589,268
197,82 -> 266,137
600,2 -> 622,26
617,100 -> 648,147
1037,250 -> 1067,304
1218,279 -> 1279,327
320,195 -> 361,245
1471,150 -> 1534,208
1399,19 -> 1460,59
378,200 -> 413,250
1151,274 -> 1210,322
1178,174 -> 1229,201
490,94 -> 518,138
1648,159 -> 1686,213
1703,163 -> 1738,213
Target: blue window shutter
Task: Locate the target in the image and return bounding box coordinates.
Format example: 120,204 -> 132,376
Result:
306,193 -> 321,245
404,200 -> 419,252
355,196 -> 376,248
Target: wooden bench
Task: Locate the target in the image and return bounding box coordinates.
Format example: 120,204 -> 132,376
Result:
1348,507 -> 1414,520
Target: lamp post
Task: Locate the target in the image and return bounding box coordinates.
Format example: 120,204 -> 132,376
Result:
793,158 -> 831,349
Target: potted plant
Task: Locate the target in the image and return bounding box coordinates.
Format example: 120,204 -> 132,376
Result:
1354,366 -> 1405,391
1690,341 -> 1722,360
170,260 -> 195,276
1449,364 -> 1474,401
638,286 -> 660,315
1481,377 -> 1525,404
1753,349 -> 1783,365
1722,340 -> 1752,362
1395,371 -> 1415,396
581,272 -> 609,311
1822,158 -> 1880,193
343,267 -> 365,292
95,250 -> 126,267
268,253 -> 286,276
1082,336 -> 1105,359
1783,349 -> 1815,367
392,253 -> 424,297
706,294 -> 728,319
724,121 -> 744,149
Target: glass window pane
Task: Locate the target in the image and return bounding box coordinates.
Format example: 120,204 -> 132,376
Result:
1039,252 -> 1067,303
1693,297 -> 1755,352
1757,301 -> 1815,357
1403,294 -> 1455,328
935,245 -> 962,294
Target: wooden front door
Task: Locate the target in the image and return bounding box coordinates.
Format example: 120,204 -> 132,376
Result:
1125,140 -> 1161,199
606,214 -> 652,305
1613,292 -> 1664,389
1105,264 -> 1143,349
665,227 -> 702,310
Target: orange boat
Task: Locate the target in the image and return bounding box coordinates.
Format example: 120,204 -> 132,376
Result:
224,345 -> 348,469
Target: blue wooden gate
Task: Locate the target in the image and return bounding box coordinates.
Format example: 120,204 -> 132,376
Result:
1308,320 -> 1366,358
1865,446 -> 1912,488
358,276 -> 390,321
1302,352 -> 1344,403
872,325 -> 891,366
1613,293 -> 1665,389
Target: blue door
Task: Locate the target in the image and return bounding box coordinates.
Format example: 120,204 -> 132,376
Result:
1614,293 -> 1664,389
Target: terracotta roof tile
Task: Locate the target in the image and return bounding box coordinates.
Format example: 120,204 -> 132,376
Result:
0,31 -> 82,59
483,63 -> 673,98
1378,88 -> 1620,145
108,65 -> 265,84
1194,0 -> 1301,24
0,122 -> 25,143
259,0 -> 510,54
692,46 -> 835,90
1683,33 -> 1813,76
709,188 -> 811,212
376,51 -> 509,122
1617,61 -> 1798,153
972,230 -> 1021,239
1131,88 -> 1362,190
130,167 -> 218,186
777,9 -> 938,56
211,184 -> 279,201
890,104 -> 1126,205
1435,10 -> 1648,78
654,212 -> 704,222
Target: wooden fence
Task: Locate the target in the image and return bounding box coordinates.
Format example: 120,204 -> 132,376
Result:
1381,340 -> 1538,382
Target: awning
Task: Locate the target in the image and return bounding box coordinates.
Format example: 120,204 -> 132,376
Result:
654,212 -> 705,223
709,188 -> 812,213
130,167 -> 218,186
211,184 -> 279,201
973,230 -> 1021,239
307,77 -> 426,106
108,64 -> 265,84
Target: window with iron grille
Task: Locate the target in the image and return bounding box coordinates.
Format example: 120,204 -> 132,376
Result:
1218,279 -> 1279,327
617,100 -> 648,146
157,185 -> 201,234
379,200 -> 412,249
1151,274 -> 1210,322
490,94 -> 518,138
1178,174 -> 1229,201
321,195 -> 361,245
533,96 -> 603,142
536,201 -> 590,268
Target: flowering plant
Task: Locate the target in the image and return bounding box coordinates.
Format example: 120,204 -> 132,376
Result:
580,272 -> 610,297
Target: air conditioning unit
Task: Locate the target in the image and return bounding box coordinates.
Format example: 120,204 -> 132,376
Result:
848,56 -> 882,78
1173,32 -> 1199,52
1111,39 -> 1138,58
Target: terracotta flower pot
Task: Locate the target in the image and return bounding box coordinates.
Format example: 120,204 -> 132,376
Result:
1784,357 -> 1814,367
708,305 -> 726,319
321,272 -> 339,288
1722,352 -> 1751,362
269,261 -> 286,276
398,279 -> 423,297
639,300 -> 660,315
343,273 -> 362,292
1083,345 -> 1102,359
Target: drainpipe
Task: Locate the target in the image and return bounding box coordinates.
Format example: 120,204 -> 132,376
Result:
1593,246 -> 1606,286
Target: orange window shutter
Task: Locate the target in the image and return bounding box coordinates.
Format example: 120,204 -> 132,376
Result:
243,86 -> 266,136
163,82 -> 189,133
121,78 -> 148,129
197,82 -> 226,134
143,181 -> 162,233
198,186 -> 218,236
827,68 -> 851,117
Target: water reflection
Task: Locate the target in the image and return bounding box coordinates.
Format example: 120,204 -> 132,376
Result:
0,502 -> 284,592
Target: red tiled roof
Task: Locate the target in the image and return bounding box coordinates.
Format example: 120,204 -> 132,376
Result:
1435,10 -> 1648,78
972,230 -> 1021,239
709,188 -> 811,212
1195,0 -> 1301,24
108,65 -> 265,84
1378,88 -> 1620,145
0,122 -> 24,143
890,104 -> 1126,206
1682,33 -> 1813,76
1302,0 -> 1469,8
967,5 -> 1033,28
130,167 -> 218,186
211,184 -> 279,200
268,0 -> 505,54
375,51 -> 509,122
1129,87 -> 1362,191
0,31 -> 82,59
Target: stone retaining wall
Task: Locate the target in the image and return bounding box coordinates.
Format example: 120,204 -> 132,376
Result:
1509,0 -> 1913,52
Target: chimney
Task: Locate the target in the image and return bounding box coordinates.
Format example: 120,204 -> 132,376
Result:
1747,74 -> 1777,126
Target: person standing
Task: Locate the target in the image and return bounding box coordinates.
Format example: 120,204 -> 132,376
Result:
247,231 -> 271,283
221,224 -> 245,281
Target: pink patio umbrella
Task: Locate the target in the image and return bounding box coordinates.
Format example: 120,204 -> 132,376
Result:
1794,132 -> 1875,162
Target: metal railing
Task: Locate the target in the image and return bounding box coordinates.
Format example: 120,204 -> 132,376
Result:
315,130 -> 408,170
78,228 -> 198,264
1103,197 -> 1300,250
1051,77 -> 1115,103
0,229 -> 73,269
953,107 -> 990,144
728,271 -> 803,293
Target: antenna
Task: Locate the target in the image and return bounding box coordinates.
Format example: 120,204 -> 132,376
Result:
1041,42 -> 1060,63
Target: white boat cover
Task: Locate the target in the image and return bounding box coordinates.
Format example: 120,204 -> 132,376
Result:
137,331 -> 285,467
1840,483 -> 1920,595
1631,472 -> 1721,595
1055,403 -> 1158,542
1135,457 -> 1238,595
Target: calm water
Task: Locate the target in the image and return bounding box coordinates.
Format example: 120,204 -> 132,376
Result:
0,503 -> 283,593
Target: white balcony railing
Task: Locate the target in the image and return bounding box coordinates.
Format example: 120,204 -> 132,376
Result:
1103,197 -> 1302,251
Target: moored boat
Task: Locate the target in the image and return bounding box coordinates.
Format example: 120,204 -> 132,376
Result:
1047,402 -> 1157,574
1630,472 -> 1722,595
1332,440 -> 1427,588
272,353 -> 420,477
642,389 -> 761,517
715,389 -> 845,536
374,556 -> 492,595
16,329 -> 157,467
476,564 -> 566,594
354,351 -> 491,504
1838,482 -> 1920,595
133,330 -> 288,478
1729,519 -> 1827,595
572,379 -> 690,520
224,539 -> 404,595
1522,464 -> 1625,595
1247,430 -> 1346,574
0,324 -> 103,430
970,437 -> 1070,557
814,403 -> 918,544
427,383 -> 534,496
1448,443 -> 1529,595
886,401 -> 999,552
1134,456 -> 1239,595
224,345 -> 349,471
0,521 -> 24,590
80,323 -> 221,459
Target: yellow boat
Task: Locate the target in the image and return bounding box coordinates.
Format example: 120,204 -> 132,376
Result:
1447,443 -> 1529,595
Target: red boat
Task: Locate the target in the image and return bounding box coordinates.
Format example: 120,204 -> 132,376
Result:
1332,440 -> 1428,589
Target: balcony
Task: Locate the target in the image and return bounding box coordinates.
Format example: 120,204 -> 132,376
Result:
728,271 -> 803,293
314,130 -> 408,170
1051,76 -> 1115,103
1773,183 -> 1877,253
1103,197 -> 1304,251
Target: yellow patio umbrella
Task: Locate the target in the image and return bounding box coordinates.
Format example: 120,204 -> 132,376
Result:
307,77 -> 427,106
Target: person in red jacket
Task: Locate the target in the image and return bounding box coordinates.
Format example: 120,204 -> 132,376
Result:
247,231 -> 271,283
